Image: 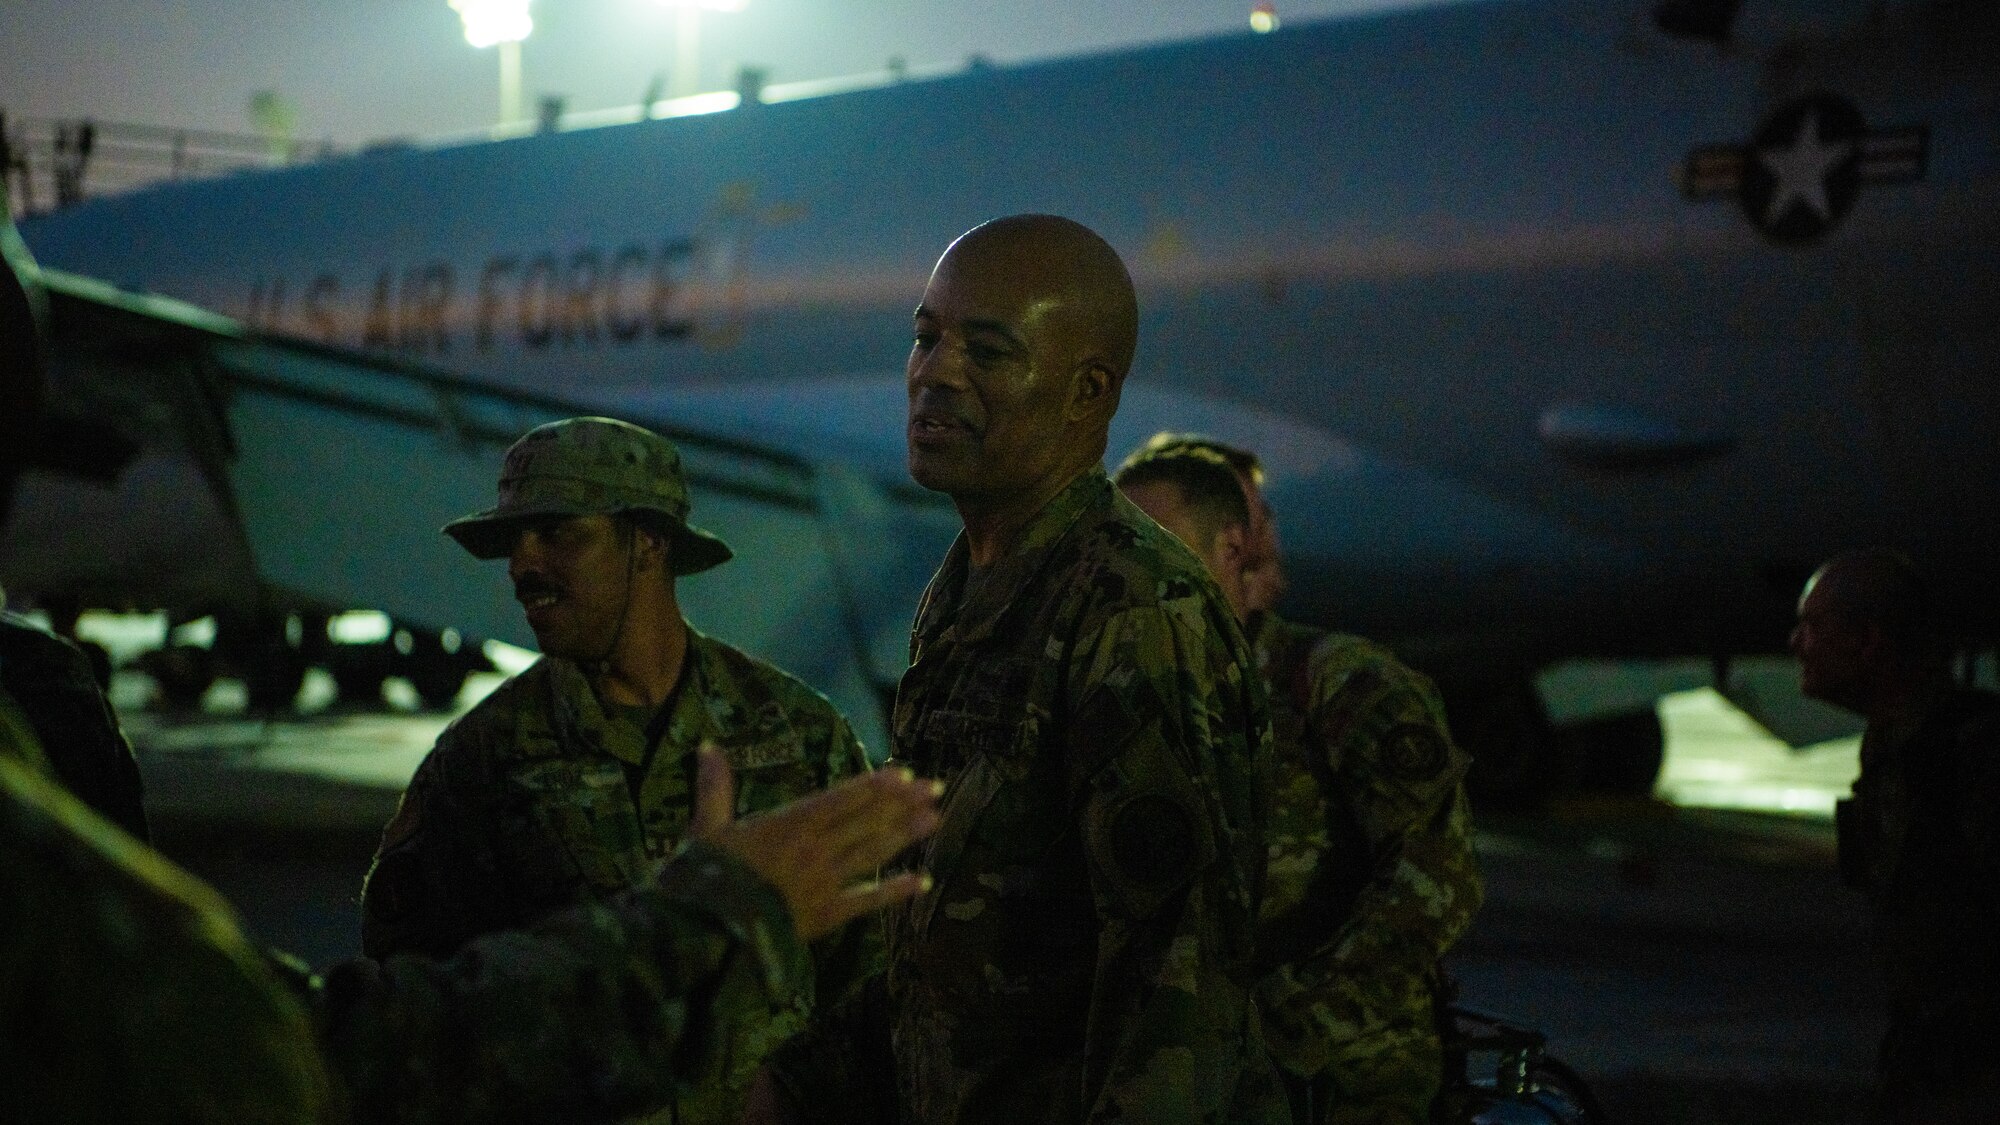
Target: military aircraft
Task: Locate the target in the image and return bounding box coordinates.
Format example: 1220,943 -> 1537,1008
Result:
0,225 -> 949,756
4,0 -> 1996,797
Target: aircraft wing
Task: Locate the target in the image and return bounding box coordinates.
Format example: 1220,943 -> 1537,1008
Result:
4,259 -> 956,755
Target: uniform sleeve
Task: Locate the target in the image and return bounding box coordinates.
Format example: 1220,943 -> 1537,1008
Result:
760,973 -> 899,1125
360,726 -> 511,960
805,713 -> 887,1012
0,755 -> 334,1125
1067,603 -> 1266,1124
754,711 -> 897,1125
1256,654 -> 1483,1077
317,840 -> 811,1125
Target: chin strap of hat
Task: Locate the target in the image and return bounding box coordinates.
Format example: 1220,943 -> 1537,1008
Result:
589,518 -> 643,678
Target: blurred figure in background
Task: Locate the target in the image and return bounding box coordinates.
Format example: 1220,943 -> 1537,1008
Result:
1794,550 -> 2000,1124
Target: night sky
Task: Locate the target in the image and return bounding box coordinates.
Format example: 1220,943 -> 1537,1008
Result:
6,0 -> 1434,148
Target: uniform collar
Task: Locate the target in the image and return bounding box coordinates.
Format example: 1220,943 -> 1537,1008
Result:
544,628 -> 789,769
919,466 -> 1112,648
545,629 -> 710,767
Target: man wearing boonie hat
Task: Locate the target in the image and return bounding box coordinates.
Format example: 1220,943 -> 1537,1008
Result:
360,416 -> 879,1125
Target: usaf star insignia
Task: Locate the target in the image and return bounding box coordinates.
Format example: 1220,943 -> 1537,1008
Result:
1680,92 -> 1927,244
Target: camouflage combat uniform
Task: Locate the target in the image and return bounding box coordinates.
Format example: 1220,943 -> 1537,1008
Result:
1247,611 -> 1483,1125
1836,686 -> 2000,1121
362,628 -> 876,1123
773,467 -> 1280,1125
0,728 -> 815,1125
0,610 -> 149,840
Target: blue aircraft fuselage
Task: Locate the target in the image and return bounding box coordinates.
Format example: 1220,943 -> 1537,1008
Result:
19,0 -> 2000,665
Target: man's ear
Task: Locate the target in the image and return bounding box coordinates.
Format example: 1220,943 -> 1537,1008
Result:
634,524 -> 673,574
1066,358 -> 1122,422
1216,522 -> 1252,576
1213,522 -> 1260,615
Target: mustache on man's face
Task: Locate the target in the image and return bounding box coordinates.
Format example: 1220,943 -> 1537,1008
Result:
514,574 -> 565,602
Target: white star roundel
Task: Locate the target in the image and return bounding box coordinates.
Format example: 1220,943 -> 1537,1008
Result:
1740,94 -> 1866,243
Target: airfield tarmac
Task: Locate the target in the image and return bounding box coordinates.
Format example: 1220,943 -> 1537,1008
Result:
114,667 -> 1877,1125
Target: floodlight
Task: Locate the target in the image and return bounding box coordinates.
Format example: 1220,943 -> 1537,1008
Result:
451,0 -> 533,49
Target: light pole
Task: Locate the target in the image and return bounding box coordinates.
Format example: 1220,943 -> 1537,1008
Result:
450,0 -> 534,129
656,0 -> 747,100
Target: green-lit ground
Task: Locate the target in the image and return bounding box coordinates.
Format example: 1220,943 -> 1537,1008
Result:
1653,687 -> 1857,820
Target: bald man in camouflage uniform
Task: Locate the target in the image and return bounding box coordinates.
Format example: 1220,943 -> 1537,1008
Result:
362,417 -> 875,1124
757,216 -> 1279,1125
2,688 -> 940,1125
1117,439 -> 1482,1125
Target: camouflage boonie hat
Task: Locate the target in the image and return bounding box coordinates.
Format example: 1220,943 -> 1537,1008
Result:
443,416 -> 733,575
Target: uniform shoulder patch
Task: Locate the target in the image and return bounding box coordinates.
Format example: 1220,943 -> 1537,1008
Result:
1089,786 -> 1215,921
1382,721 -> 1451,782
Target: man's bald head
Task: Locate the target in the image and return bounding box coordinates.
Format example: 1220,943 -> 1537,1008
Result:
941,214 -> 1138,382
906,216 -> 1139,517
1801,550 -> 1936,654
1792,549 -> 1945,714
